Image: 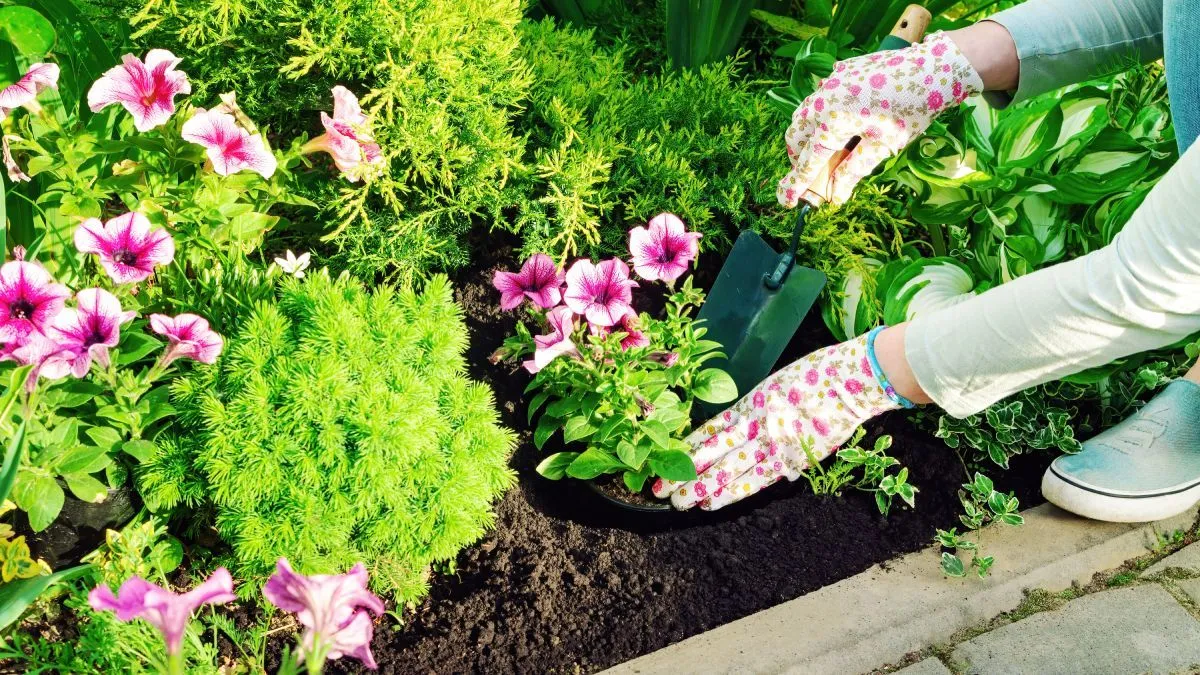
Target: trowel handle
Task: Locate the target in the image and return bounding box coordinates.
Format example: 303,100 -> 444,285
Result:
799,4 -> 932,206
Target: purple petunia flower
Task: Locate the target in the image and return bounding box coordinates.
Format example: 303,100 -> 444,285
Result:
149,313 -> 223,366
493,253 -> 563,311
46,288 -> 136,377
0,259 -> 69,344
88,568 -> 236,655
75,212 -> 175,285
524,305 -> 578,373
10,333 -> 77,392
563,258 -> 636,328
263,558 -> 384,670
0,62 -> 58,119
628,213 -> 701,283
302,86 -> 384,183
87,50 -> 191,132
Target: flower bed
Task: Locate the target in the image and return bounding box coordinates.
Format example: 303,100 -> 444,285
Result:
0,0 -> 1189,672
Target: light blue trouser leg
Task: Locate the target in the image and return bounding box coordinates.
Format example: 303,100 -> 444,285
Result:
1166,0 -> 1200,153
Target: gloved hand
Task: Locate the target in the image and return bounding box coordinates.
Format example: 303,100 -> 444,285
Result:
652,332 -> 905,510
777,32 -> 983,207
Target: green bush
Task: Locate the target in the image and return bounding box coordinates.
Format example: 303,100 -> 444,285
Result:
138,272 -> 516,602
506,18 -> 789,260
116,0 -> 530,282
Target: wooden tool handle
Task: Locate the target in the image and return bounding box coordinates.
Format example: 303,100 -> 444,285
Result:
800,4 -> 931,206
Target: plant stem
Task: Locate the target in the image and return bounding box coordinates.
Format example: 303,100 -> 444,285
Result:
166,650 -> 185,675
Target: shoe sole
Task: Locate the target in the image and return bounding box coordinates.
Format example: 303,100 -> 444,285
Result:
1042,467 -> 1200,523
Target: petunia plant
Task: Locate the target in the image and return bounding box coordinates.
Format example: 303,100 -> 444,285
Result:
90,557 -> 382,674
495,213 -> 737,493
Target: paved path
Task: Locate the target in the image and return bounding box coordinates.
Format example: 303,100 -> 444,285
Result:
608,505 -> 1199,675
902,541 -> 1200,675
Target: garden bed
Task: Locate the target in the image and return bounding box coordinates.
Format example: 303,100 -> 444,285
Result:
346,236 -> 1051,674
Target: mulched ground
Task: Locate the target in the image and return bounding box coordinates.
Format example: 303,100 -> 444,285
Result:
340,235 -> 1051,674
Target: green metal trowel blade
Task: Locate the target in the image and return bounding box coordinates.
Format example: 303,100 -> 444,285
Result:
697,230 -> 825,413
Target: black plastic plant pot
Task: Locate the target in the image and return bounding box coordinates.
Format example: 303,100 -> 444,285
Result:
15,481 -> 141,569
585,475 -> 673,514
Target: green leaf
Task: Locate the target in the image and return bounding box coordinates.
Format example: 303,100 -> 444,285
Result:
940,552 -> 966,578
0,421 -> 25,503
63,472 -> 106,502
562,416 -> 598,444
647,449 -> 697,482
692,368 -> 737,403
12,473 -> 63,532
622,469 -> 649,493
121,439 -> 157,463
640,419 -> 671,450
616,440 -> 638,467
565,448 -> 626,480
535,452 -> 580,480
0,6 -> 55,61
85,426 -> 122,451
593,415 -> 629,445
533,416 -> 563,451
527,391 -> 551,424
883,257 -> 978,326
0,366 -> 30,426
54,444 -> 108,474
0,564 -> 92,632
545,396 -> 581,419
115,332 -> 163,366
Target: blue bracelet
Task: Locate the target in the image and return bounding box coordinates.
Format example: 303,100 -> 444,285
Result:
866,326 -> 916,409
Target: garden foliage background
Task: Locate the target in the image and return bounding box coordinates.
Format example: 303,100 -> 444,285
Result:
0,0 -> 1193,670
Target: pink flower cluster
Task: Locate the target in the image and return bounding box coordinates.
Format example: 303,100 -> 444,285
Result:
0,50 -> 382,184
1,213 -> 221,392
492,213 -> 700,373
90,559 -> 382,670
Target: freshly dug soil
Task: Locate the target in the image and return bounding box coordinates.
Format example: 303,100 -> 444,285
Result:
342,235 -> 1050,674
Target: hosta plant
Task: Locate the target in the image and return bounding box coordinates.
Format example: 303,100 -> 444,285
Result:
495,214 -> 737,493
138,270 -> 516,602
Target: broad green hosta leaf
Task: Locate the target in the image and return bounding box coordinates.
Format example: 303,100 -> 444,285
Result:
993,98 -> 1062,168
1084,188 -> 1151,250
1049,87 -> 1108,158
822,257 -> 882,342
1047,128 -> 1153,203
883,258 -> 978,325
1013,195 -> 1066,264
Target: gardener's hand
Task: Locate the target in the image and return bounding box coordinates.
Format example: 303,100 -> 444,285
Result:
652,332 -> 904,510
777,32 -> 983,207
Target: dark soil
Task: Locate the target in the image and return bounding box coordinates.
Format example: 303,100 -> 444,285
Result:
340,234 -> 1051,674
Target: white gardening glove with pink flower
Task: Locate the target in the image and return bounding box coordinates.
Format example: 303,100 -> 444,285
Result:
652,331 -> 909,511
777,32 -> 983,207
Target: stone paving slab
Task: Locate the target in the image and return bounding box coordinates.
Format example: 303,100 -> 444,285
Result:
1176,578 -> 1200,606
893,657 -> 952,675
950,585 -> 1200,675
607,504 -> 1198,675
1142,541 -> 1200,577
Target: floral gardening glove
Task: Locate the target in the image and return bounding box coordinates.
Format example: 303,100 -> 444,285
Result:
777,32 -> 983,207
652,332 -> 908,511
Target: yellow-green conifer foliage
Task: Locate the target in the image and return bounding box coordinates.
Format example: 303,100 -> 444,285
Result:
140,272 -> 516,602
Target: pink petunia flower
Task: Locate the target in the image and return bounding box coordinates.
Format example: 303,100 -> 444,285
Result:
87,50 -> 191,132
149,313 -> 224,367
181,109 -> 277,178
648,351 -> 679,368
524,305 -> 579,373
46,288 -> 135,377
0,63 -> 58,118
302,86 -> 384,183
0,260 -> 68,344
11,333 -> 77,392
263,558 -> 384,670
563,258 -> 636,328
492,253 -> 562,311
89,568 -> 235,655
628,213 -> 702,283
75,212 -> 175,284
590,306 -> 648,351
